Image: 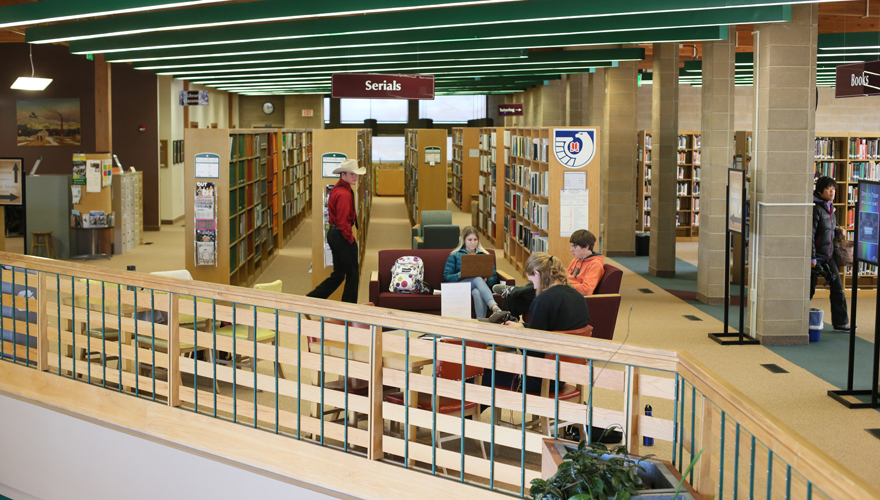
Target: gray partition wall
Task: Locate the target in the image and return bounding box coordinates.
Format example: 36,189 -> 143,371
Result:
25,175 -> 72,259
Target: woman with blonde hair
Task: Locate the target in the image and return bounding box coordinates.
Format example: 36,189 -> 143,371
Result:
483,252 -> 589,394
443,225 -> 502,319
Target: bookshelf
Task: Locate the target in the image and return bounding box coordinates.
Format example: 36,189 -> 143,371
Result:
184,128 -> 278,287
636,130 -> 701,241
278,129 -> 313,247
503,127 -> 601,274
477,127 -> 508,245
311,129 -> 373,301
815,133 -> 880,287
404,128 -> 448,227
451,127 -> 481,213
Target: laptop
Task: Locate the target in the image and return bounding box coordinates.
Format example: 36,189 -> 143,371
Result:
460,254 -> 495,279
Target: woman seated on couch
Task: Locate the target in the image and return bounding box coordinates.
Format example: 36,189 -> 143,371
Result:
443,226 -> 502,319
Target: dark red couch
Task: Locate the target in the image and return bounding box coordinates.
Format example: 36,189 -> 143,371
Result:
369,248 -> 515,316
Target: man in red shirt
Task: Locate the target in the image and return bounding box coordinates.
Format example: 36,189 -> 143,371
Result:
307,159 -> 365,303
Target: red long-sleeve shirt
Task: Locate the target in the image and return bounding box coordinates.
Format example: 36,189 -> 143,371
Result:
328,178 -> 357,243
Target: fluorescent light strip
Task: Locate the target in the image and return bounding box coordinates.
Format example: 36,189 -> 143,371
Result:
32,1 -> 520,44
156,53 -> 526,76
0,1 -> 238,30
820,45 -> 880,51
817,51 -> 880,58
85,18 -> 749,58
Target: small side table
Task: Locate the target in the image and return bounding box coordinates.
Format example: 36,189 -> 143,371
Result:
72,226 -> 112,260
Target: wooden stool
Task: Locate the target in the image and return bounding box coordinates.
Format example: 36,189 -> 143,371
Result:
31,231 -> 55,258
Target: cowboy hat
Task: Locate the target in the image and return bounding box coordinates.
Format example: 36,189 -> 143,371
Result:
332,159 -> 366,175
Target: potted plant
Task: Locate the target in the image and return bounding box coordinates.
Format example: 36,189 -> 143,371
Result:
532,438 -> 702,500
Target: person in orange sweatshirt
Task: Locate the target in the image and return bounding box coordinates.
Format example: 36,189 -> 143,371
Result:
489,229 -> 604,322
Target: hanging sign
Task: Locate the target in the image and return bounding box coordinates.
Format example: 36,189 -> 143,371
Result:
835,60 -> 880,98
424,146 -> 441,166
331,73 -> 435,100
497,103 -> 524,116
194,152 -> 220,178
321,152 -> 346,178
179,90 -> 210,106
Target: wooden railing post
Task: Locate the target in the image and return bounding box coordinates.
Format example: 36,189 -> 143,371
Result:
367,325 -> 383,460
695,394 -> 715,496
37,271 -> 48,371
625,366 -> 641,456
167,293 -> 180,407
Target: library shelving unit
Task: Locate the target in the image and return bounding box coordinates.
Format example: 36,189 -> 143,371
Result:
311,129 -> 373,301
477,127 -> 508,245
278,129 -> 313,247
184,128 -> 278,286
815,132 -> 880,287
451,127 -> 481,213
503,127 -> 601,274
636,130 -> 701,241
403,128 -> 448,227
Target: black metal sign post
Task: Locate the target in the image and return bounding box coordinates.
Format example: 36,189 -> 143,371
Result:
828,179 -> 880,409
710,169 -> 759,346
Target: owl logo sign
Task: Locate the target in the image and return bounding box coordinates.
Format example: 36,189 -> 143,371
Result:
553,129 -> 597,168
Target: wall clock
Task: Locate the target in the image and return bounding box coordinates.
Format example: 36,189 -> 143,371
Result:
262,102 -> 275,115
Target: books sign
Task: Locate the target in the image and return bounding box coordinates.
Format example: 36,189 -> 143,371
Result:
331,73 -> 434,100
497,103 -> 523,116
179,90 -> 209,106
835,60 -> 880,98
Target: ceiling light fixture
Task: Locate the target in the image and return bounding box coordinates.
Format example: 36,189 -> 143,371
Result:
11,44 -> 52,91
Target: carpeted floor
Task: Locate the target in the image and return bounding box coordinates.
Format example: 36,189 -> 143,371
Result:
36,196 -> 880,490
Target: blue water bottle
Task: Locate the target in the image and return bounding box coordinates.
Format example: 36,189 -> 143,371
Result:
643,404 -> 654,446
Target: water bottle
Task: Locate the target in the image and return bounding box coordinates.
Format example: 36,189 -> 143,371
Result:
643,404 -> 654,447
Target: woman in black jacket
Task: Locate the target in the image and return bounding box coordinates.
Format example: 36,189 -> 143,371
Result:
811,176 -> 849,330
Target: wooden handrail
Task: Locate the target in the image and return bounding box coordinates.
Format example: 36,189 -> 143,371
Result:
2,251 -> 878,500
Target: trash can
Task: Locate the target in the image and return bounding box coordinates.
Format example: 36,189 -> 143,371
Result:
635,231 -> 650,256
808,308 -> 824,342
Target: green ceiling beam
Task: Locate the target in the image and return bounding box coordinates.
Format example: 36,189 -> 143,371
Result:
24,0 -> 525,44
819,32 -> 880,50
109,25 -> 725,64
156,47 -> 643,78
0,0 -> 232,30
25,0 -> 803,45
68,4 -> 784,55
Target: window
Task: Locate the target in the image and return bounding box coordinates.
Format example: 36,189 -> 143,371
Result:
340,98 -> 408,124
419,95 -> 487,124
324,97 -> 330,124
372,136 -> 406,164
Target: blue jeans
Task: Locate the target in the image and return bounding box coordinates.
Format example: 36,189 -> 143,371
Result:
461,277 -> 498,318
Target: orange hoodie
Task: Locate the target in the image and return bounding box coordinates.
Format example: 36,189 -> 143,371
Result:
567,253 -> 604,295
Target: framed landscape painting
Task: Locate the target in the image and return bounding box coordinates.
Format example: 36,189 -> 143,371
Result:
17,98 -> 81,146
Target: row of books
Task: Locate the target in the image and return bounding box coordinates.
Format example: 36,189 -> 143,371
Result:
849,161 -> 880,182
815,161 -> 840,178
280,131 -> 308,151
815,137 -> 840,159
677,182 -> 690,196
674,212 -> 700,227
848,137 -> 880,159
511,135 -> 550,162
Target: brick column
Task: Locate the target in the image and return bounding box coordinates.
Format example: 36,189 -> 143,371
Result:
587,69 -> 605,128
752,4 -> 817,344
601,62 -> 638,256
649,43 -> 679,277
697,28 -> 736,305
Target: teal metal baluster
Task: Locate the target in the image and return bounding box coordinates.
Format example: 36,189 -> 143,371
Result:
253,306 -> 258,429
459,339 -> 466,482
150,290 -> 156,401
343,321 -> 349,452
767,450 -> 774,500
24,269 -> 29,366
431,335 -> 437,475
232,303 -> 237,422
785,464 -> 792,500
117,284 -> 122,390
212,300 -> 217,418
12,268 -> 17,365
719,410 -> 726,500
690,385 -> 696,484
806,482 -> 813,500
672,374 -> 679,466
588,359 -> 594,446
296,313 -> 301,439
626,366 -> 632,446
733,422 -> 740,500
404,331 -> 410,467
553,354 -> 560,439
489,344 -> 496,491
319,317 -> 324,445
678,380 -> 686,471
55,275 -> 60,376
133,285 -> 138,396
520,349 -> 527,497
275,310 -> 280,435
71,276 -> 75,381
749,435 -> 756,499
86,277 -> 91,383
193,295 -> 198,412
100,279 -> 106,387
